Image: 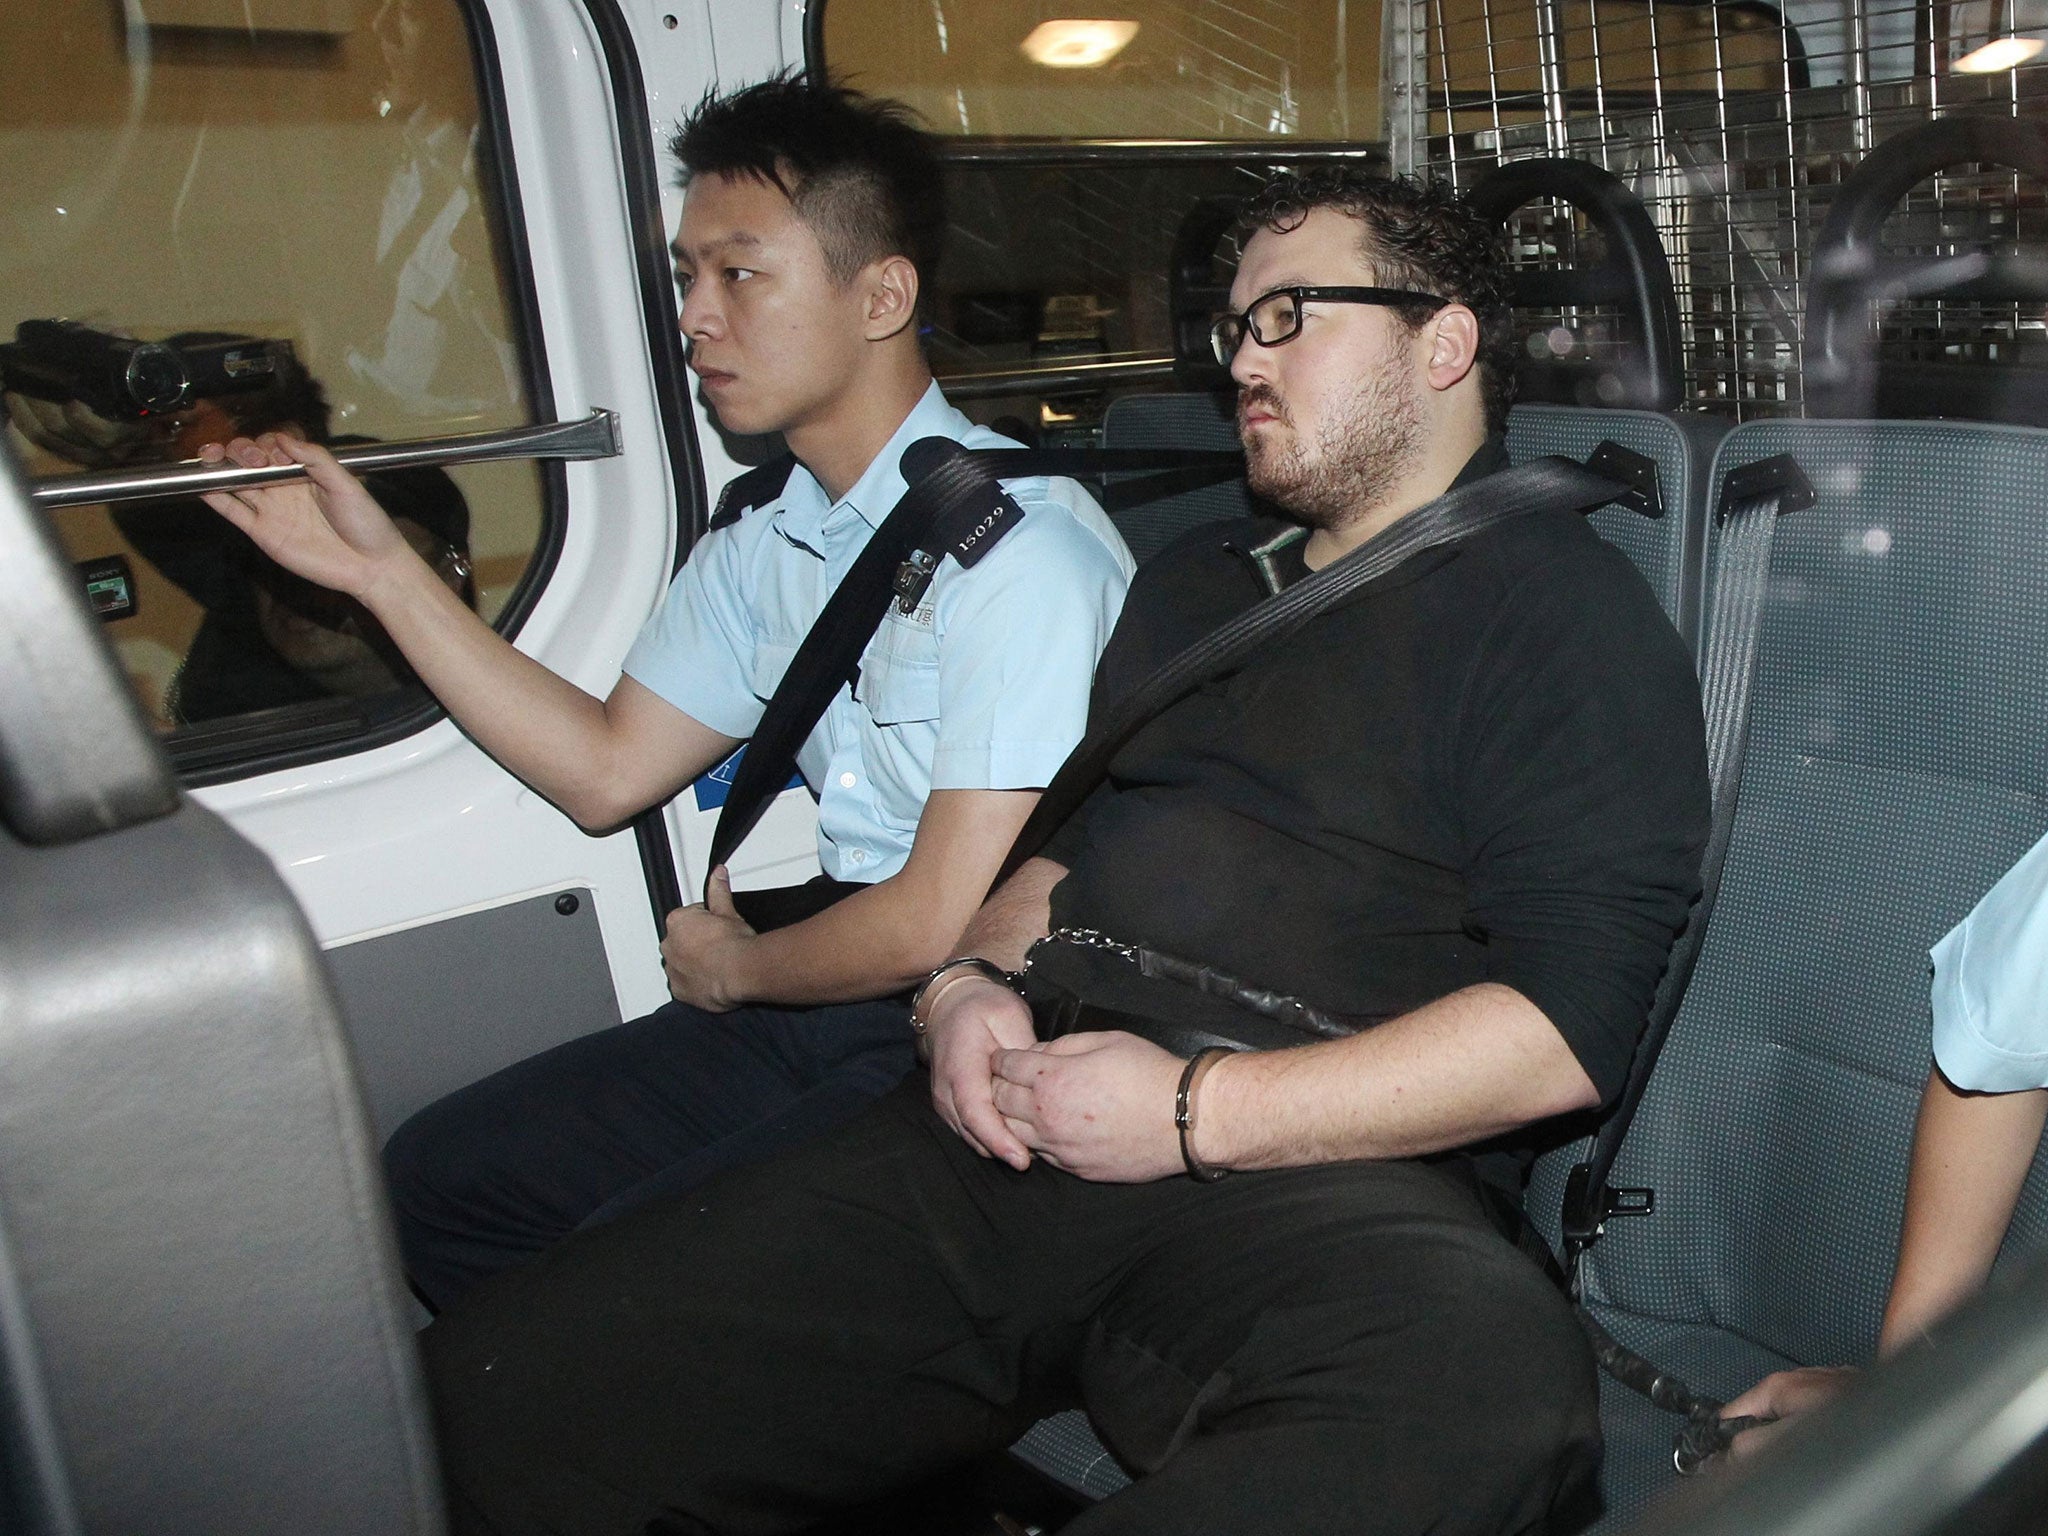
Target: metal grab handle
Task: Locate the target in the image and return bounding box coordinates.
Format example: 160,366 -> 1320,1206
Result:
30,408 -> 623,511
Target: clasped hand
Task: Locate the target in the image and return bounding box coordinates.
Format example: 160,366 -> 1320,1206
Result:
197,433 -> 414,599
925,979 -> 1187,1182
662,865 -> 757,1012
1712,1365 -> 1859,1465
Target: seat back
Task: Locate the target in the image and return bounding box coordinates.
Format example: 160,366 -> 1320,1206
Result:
0,442 -> 444,1535
1098,391 -> 1251,561
1578,419 -> 2048,1371
1502,404 -> 1719,653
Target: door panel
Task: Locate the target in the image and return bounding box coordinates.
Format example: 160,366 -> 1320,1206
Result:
174,0 -> 704,1032
326,885 -> 620,1141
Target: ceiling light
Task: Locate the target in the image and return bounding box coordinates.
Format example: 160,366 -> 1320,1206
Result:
1021,19 -> 1140,68
1954,35 -> 2045,71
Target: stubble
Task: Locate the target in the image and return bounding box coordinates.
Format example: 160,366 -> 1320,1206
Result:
1239,357 -> 1427,535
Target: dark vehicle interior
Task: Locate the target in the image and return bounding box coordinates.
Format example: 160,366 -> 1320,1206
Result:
4,47 -> 2048,1536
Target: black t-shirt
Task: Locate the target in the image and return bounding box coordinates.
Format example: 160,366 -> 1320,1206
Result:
1035,440 -> 1711,1153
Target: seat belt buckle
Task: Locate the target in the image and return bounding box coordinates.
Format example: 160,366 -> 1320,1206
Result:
1584,441 -> 1664,520
1561,1161 -> 1656,1248
1716,454 -> 1817,522
892,550 -> 939,614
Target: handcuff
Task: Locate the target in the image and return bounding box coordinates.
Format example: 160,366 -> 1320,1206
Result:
908,956 -> 1023,1057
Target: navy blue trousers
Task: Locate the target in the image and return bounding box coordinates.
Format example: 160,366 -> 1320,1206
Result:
382,996 -> 915,1311
424,1079 -> 1600,1536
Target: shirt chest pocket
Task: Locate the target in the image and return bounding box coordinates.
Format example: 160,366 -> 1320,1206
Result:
858,625 -> 943,726
748,639 -> 799,704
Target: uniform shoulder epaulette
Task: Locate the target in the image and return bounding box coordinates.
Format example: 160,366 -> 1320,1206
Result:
887,437 -> 1032,614
708,454 -> 798,531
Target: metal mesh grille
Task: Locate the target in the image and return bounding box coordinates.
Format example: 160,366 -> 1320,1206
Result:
1416,0 -> 2048,416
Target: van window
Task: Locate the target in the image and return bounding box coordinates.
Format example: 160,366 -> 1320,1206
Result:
0,0 -> 548,770
822,0 -> 1381,139
817,0 -> 1392,439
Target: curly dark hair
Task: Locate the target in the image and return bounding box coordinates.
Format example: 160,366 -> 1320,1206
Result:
669,75 -> 946,300
1237,168 -> 1517,435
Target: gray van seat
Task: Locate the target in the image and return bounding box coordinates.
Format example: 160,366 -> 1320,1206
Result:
1501,403 -> 1722,655
0,435 -> 443,1533
1552,419 -> 2048,1532
1097,391 -> 1252,561
0,797 -> 447,1535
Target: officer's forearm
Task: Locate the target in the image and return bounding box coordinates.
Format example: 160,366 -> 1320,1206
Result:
1881,1069 -> 2048,1355
722,790 -> 1043,1006
951,856 -> 1066,973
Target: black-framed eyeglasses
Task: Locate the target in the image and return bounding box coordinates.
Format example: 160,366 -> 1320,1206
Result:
1209,285 -> 1448,366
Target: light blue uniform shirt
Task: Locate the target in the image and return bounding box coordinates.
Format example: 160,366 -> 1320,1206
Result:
1930,826 -> 2048,1092
623,383 -> 1135,883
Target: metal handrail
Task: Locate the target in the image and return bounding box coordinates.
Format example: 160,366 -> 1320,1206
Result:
934,138 -> 1387,168
30,408 -> 622,511
933,355 -> 1180,398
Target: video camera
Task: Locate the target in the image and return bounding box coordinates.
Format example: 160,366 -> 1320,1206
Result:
0,320 -> 296,422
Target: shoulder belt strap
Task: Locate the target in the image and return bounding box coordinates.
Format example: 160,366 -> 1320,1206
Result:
885,437 -> 1031,618
708,454 -> 798,531
1565,455 -> 1817,1474
994,455 -> 1631,886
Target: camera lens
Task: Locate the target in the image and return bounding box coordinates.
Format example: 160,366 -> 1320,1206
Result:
123,343 -> 189,413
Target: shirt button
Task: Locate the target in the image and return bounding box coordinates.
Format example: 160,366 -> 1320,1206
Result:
849,849 -> 867,865
839,772 -> 858,788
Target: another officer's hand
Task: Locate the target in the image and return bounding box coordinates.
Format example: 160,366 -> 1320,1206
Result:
926,978 -> 1036,1170
1717,1366 -> 1859,1463
661,865 -> 757,1013
200,434 -> 412,601
990,1031 -> 1186,1184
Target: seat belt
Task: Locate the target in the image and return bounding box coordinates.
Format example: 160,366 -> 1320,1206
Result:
705,440 -> 1244,924
997,454 -> 1632,885
1557,453 -> 1816,1475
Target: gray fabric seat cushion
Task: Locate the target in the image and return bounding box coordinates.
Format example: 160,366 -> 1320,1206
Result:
1011,1409 -> 1133,1499
1554,420 -> 2048,1530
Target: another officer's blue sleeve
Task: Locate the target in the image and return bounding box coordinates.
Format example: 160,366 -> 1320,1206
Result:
1930,826 -> 2048,1093
620,522 -> 765,739
927,479 -> 1133,790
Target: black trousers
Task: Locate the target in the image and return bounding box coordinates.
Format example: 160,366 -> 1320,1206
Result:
383,997 -> 916,1311
423,1078 -> 1601,1536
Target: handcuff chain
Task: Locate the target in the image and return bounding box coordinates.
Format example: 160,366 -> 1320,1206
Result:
1038,925 -> 1144,968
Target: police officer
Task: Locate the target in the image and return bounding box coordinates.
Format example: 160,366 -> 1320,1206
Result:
203,77 -> 1133,1310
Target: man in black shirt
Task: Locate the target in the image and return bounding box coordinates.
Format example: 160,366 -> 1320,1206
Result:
423,169 -> 1709,1536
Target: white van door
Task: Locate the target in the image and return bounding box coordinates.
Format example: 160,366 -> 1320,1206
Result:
0,0 -> 816,1137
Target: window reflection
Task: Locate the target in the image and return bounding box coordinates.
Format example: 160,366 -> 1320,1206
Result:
824,0 -> 1382,140
0,0 -> 543,743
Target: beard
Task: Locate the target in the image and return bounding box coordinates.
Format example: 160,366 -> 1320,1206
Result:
1238,359 -> 1427,533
